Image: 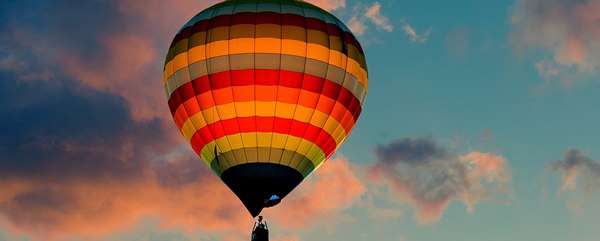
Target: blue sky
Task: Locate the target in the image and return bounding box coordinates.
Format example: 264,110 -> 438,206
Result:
1,0 -> 600,240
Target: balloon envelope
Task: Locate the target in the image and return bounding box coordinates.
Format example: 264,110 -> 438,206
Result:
163,0 -> 368,217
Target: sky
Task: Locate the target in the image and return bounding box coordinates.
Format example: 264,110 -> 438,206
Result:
1,0 -> 600,240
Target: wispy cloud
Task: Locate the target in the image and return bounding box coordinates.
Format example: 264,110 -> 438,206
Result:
347,2 -> 393,37
367,135 -> 514,224
347,16 -> 367,36
401,20 -> 431,43
510,0 -> 600,88
365,2 -> 393,32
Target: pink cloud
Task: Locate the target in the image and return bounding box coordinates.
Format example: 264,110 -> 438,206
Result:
347,16 -> 367,36
262,156 -> 366,230
61,34 -> 163,122
0,151 -> 365,240
510,0 -> 600,86
365,2 -> 393,32
347,2 -> 394,38
271,236 -> 300,241
401,21 -> 431,43
304,0 -> 346,11
1,0 -> 220,123
367,136 -> 514,224
0,153 -> 252,240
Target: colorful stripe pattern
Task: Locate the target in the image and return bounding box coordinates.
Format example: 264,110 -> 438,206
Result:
164,0 -> 368,181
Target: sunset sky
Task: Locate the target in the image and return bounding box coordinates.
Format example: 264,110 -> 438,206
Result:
1,0 -> 600,240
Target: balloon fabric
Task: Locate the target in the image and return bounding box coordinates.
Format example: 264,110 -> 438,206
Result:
163,0 -> 368,217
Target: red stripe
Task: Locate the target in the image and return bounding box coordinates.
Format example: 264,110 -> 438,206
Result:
168,69 -> 364,123
337,87 -> 353,108
306,17 -> 328,33
211,14 -> 232,29
210,71 -> 232,89
282,14 -> 306,28
256,12 -> 282,25
191,19 -> 211,35
191,116 -> 338,157
301,74 -> 325,93
173,69 -> 356,101
231,12 -> 256,25
170,26 -> 193,48
168,89 -> 182,116
256,69 -> 280,85
321,80 -> 341,100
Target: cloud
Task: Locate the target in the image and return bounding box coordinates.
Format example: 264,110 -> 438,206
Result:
365,2 -> 393,32
347,16 -> 367,37
60,33 -> 164,122
0,1 -> 370,240
271,236 -> 300,241
347,2 -> 393,37
401,21 -> 431,43
304,0 -> 346,11
445,26 -> 470,55
0,73 -> 364,240
367,136 -> 514,224
545,147 -> 600,196
0,0 -> 220,122
510,0 -> 600,87
0,72 -> 252,240
262,156 -> 366,230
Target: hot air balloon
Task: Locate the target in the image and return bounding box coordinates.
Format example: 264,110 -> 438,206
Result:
163,0 -> 368,218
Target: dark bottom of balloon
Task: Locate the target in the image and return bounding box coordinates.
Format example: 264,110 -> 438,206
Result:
220,163 -> 304,217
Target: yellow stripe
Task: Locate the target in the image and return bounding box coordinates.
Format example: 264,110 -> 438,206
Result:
293,105 -> 314,123
255,38 -> 282,53
331,124 -> 348,146
199,133 -> 325,165
163,70 -> 168,87
235,101 -> 256,117
359,68 -> 368,92
230,38 -> 255,54
275,102 -> 297,119
188,45 -> 206,64
188,103 -> 338,131
346,58 -> 360,84
228,133 -> 245,150
307,43 -> 330,63
165,60 -> 174,84
163,38 -> 367,82
256,101 -> 276,116
271,133 -> 287,149
179,101 -> 348,146
295,139 -> 314,158
309,109 -> 329,129
307,144 -> 326,168
173,53 -> 189,73
207,40 -> 229,58
200,136 -> 326,172
282,39 -> 306,57
215,102 -> 237,120
241,132 -> 257,147
257,132 -> 273,147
